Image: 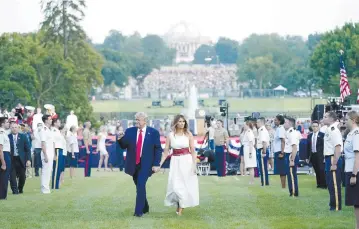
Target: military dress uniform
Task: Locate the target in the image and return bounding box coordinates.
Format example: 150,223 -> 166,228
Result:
40,126 -> 55,194
33,126 -> 43,176
324,123 -> 343,211
274,125 -> 286,175
284,127 -> 300,197
344,127 -> 359,208
257,126 -> 270,186
0,128 -> 11,199
214,127 -> 229,177
51,127 -> 63,189
83,128 -> 93,177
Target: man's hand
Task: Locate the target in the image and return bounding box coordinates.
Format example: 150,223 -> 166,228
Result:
330,164 -> 337,171
1,163 -> 6,171
86,148 -> 90,154
152,166 -> 160,173
26,160 -> 31,167
278,153 -> 284,158
117,131 -> 125,140
262,154 -> 266,158
44,155 -> 48,163
350,177 -> 357,186
289,160 -> 294,167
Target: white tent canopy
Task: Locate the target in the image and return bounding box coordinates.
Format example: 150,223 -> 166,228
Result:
273,85 -> 287,91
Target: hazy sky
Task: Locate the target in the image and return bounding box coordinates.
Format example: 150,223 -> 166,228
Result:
1,0 -> 358,43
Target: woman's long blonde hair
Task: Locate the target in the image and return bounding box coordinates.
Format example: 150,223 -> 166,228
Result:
172,114 -> 190,135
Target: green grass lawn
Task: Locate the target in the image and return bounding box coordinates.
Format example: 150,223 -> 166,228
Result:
1,169 -> 355,229
91,98 -> 327,116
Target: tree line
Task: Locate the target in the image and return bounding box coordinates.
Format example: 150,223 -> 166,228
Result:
0,0 -> 358,122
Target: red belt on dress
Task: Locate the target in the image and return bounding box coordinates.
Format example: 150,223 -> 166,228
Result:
172,148 -> 190,156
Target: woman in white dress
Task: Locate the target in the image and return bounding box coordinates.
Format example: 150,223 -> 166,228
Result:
97,126 -> 109,171
243,120 -> 257,184
160,114 -> 199,216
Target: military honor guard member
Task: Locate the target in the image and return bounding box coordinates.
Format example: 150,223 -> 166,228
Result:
33,123 -> 43,177
67,126 -> 79,178
273,115 -> 286,188
0,117 -> 11,199
256,117 -> 270,186
343,111 -> 359,227
40,115 -> 55,194
51,119 -> 64,189
59,126 -> 68,185
323,111 -> 343,211
83,121 -> 93,177
213,120 -> 229,177
284,117 -> 300,197
9,123 -> 31,194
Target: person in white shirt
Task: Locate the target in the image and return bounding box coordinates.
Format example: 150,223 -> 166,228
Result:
97,126 -> 109,171
40,115 -> 55,194
59,126 -> 68,185
284,117 -> 300,197
0,117 -> 11,199
32,123 -> 43,177
256,117 -> 270,186
51,119 -> 64,189
323,111 -> 343,211
343,111 -> 359,228
67,126 -> 79,178
266,123 -> 275,171
273,115 -> 286,189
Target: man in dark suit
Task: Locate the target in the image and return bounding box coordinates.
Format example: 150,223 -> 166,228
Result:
8,122 -> 31,194
118,112 -> 162,217
306,120 -> 326,189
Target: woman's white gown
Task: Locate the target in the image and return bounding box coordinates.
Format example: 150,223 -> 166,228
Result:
243,129 -> 257,168
164,132 -> 199,208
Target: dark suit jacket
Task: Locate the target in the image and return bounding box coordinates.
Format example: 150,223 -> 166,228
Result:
118,127 -> 162,177
306,131 -> 324,161
8,133 -> 31,167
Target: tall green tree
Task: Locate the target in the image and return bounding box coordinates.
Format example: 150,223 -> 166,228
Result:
215,37 -> 239,64
102,30 -> 126,51
41,0 -> 87,59
238,56 -> 279,93
193,44 -> 217,64
310,22 -> 359,96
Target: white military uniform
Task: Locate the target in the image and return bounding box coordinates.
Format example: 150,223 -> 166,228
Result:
40,125 -> 55,194
285,127 -> 299,154
257,126 -> 270,150
0,128 -> 11,152
273,125 -> 286,153
344,127 -> 359,173
324,123 -> 343,156
52,128 -> 63,152
32,113 -> 44,131
33,127 -> 42,150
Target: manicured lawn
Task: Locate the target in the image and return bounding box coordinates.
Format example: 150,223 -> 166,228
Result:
0,169 -> 355,229
91,98 -> 327,116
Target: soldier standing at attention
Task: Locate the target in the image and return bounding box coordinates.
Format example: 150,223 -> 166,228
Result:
83,121 -> 93,177
256,117 -> 270,186
343,111 -> 359,227
284,116 -> 300,197
273,115 -> 286,189
323,111 -> 343,211
0,117 -> 10,199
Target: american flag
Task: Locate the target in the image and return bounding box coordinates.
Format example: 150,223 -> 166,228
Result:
340,55 -> 351,101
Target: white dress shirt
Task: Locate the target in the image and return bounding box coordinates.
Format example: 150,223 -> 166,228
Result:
136,126 -> 147,158
312,132 -> 318,153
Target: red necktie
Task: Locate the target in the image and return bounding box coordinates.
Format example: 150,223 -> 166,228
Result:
136,129 -> 143,165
